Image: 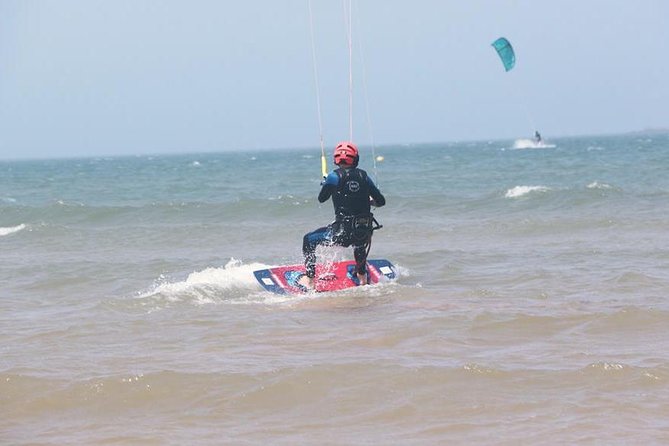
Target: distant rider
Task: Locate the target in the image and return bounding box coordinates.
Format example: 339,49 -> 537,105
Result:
301,142 -> 386,289
534,130 -> 542,143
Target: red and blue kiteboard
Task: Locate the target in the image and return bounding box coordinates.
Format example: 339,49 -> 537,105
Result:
253,259 -> 396,294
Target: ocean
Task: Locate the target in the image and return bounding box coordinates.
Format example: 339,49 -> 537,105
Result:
2,133 -> 669,444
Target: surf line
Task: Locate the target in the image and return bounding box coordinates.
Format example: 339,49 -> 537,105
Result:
307,0 -> 379,183
307,0 -> 328,179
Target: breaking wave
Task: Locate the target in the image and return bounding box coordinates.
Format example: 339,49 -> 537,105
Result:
0,224 -> 26,237
505,185 -> 550,198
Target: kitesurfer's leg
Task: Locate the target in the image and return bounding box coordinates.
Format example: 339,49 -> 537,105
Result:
302,226 -> 333,284
353,241 -> 370,285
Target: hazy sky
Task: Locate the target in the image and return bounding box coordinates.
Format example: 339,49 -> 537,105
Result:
0,0 -> 667,159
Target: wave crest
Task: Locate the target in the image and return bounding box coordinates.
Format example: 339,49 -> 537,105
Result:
505,186 -> 550,198
0,224 -> 26,237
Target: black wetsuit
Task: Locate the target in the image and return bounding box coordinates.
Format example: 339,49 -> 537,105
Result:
303,166 -> 385,278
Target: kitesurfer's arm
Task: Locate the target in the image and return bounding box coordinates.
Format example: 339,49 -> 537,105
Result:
318,171 -> 338,203
367,177 -> 385,207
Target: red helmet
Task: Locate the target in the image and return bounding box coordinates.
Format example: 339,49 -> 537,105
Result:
333,141 -> 359,166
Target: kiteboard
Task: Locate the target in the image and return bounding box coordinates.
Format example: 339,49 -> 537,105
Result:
253,259 -> 396,295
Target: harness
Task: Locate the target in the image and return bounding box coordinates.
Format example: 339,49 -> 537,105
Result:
333,212 -> 383,258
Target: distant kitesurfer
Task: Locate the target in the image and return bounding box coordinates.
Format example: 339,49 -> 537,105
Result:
535,130 -> 542,143
301,142 -> 386,289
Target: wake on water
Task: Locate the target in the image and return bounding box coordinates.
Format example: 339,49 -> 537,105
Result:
137,259 -> 274,306
512,139 -> 556,149
136,257 -> 407,308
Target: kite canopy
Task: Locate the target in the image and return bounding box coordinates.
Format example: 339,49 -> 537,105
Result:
491,37 -> 515,72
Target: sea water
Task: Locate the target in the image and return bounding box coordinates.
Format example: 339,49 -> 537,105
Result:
2,133 -> 669,444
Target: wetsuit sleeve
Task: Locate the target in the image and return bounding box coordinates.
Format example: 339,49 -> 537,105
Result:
367,177 -> 386,207
318,171 -> 339,203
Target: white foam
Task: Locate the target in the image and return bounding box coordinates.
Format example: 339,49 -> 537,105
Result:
56,200 -> 85,207
512,139 -> 556,149
0,224 -> 26,237
139,258 -> 272,301
138,257 -> 406,307
505,185 -> 550,198
587,181 -> 612,190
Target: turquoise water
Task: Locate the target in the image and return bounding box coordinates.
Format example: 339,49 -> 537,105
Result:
4,133 -> 668,299
3,133 -> 669,444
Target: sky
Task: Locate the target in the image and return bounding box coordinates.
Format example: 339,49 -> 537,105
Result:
0,0 -> 667,159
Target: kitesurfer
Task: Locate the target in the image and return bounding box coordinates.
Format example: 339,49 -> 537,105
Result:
301,142 -> 385,289
535,130 -> 542,143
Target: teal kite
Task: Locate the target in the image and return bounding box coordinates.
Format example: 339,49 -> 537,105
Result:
491,37 -> 515,72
